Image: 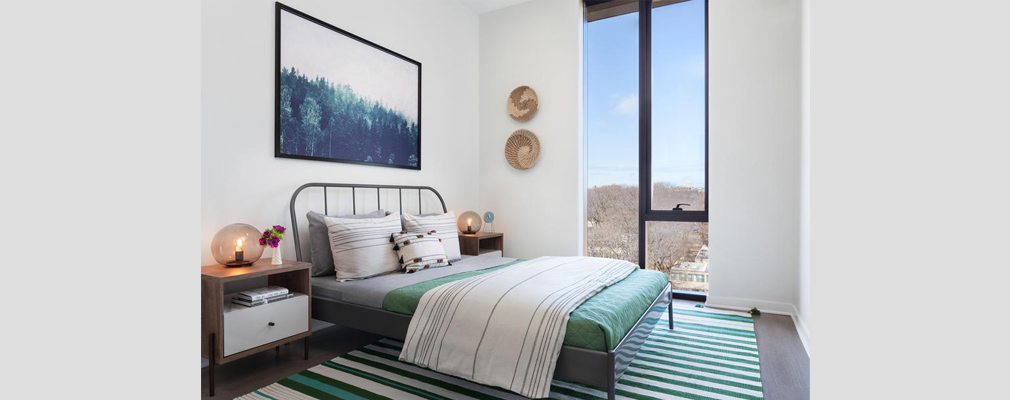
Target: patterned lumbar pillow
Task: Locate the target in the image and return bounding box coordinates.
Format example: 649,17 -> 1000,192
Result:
324,212 -> 402,280
391,230 -> 450,273
403,211 -> 461,261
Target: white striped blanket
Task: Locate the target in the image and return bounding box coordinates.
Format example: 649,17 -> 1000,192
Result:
398,256 -> 638,398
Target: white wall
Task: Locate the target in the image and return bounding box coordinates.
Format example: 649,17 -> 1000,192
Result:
477,0 -> 584,259
476,0 -> 806,318
707,0 -> 802,315
202,0 -> 479,265
797,0 -> 811,353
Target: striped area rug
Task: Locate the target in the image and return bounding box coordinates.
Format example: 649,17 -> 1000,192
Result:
236,307 -> 763,400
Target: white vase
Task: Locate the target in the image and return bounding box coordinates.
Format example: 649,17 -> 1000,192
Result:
271,246 -> 282,265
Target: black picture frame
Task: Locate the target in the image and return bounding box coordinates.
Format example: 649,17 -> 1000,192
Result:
275,2 -> 422,170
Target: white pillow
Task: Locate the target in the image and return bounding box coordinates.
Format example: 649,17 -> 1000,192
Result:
403,211 -> 461,261
392,231 -> 450,273
325,212 -> 401,280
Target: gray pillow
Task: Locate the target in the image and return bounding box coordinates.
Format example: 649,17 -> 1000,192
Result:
307,209 -> 385,276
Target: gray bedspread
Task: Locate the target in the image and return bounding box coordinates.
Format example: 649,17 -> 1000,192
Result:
311,254 -> 518,308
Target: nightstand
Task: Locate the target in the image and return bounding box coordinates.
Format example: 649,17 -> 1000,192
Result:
458,232 -> 504,256
201,259 -> 312,396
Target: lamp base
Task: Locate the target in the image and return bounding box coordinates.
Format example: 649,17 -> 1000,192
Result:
463,230 -> 475,235
224,260 -> 254,267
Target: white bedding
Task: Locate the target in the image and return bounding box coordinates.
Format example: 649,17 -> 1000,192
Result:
398,256 -> 637,398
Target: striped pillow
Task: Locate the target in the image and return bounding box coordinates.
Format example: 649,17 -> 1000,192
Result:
307,209 -> 386,277
403,211 -> 461,261
391,231 -> 450,273
324,213 -> 402,280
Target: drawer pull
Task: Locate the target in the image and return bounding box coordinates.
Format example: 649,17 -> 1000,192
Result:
268,322 -> 275,327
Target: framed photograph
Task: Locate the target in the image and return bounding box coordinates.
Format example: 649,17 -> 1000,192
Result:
275,2 -> 421,169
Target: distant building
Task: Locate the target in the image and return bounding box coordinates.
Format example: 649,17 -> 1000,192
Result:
695,245 -> 709,262
670,245 -> 710,292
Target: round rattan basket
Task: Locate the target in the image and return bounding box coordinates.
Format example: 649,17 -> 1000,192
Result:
505,129 -> 541,170
507,86 -> 539,122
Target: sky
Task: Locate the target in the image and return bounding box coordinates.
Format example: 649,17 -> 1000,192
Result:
587,0 -> 706,188
281,10 -> 419,125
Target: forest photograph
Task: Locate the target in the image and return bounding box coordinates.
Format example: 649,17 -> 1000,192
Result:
276,5 -> 421,169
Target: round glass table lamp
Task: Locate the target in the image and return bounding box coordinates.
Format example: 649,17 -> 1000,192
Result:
211,223 -> 264,267
456,211 -> 482,234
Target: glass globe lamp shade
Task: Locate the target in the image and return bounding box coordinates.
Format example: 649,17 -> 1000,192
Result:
456,211 -> 482,234
211,223 -> 264,266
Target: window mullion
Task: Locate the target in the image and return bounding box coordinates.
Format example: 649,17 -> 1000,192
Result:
637,0 -> 652,269
643,211 -> 708,223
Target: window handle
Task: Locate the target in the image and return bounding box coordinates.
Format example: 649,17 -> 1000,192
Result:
673,203 -> 690,211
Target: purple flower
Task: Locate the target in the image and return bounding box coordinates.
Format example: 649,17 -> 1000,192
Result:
263,230 -> 271,238
273,225 -> 286,233
259,238 -> 267,246
268,237 -> 281,248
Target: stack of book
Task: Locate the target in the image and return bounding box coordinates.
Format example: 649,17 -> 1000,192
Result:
232,286 -> 293,307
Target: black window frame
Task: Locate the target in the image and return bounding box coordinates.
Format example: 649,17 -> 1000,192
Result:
638,0 -> 709,267
585,0 -> 709,299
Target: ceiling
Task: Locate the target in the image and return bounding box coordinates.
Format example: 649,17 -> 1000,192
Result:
457,0 -> 535,14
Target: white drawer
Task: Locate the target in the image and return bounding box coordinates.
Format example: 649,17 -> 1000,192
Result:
223,294 -> 308,356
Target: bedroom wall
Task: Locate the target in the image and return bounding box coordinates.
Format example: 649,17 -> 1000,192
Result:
797,0 -> 811,353
476,0 -> 805,320
706,0 -> 802,315
201,0 -> 480,266
477,0 -> 585,259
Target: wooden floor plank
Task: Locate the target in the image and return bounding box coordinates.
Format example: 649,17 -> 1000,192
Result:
751,312 -> 811,400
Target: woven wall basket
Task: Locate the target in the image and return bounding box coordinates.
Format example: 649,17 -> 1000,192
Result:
505,129 -> 541,170
507,86 -> 539,122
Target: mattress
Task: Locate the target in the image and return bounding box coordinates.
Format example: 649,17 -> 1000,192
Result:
311,255 -> 669,351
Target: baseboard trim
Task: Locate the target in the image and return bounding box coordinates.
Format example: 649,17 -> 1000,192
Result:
705,295 -> 795,315
791,305 -> 810,357
706,295 -> 809,357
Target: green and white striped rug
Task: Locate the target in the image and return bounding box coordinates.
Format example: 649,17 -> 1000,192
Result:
237,307 -> 763,400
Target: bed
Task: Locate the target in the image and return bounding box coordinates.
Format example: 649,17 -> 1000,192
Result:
289,182 -> 674,400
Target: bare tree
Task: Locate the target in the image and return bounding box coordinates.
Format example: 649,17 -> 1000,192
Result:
587,184 -> 708,289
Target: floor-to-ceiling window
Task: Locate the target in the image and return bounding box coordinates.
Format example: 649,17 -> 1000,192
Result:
586,0 -> 708,295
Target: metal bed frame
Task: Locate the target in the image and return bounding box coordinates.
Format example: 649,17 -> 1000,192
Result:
290,182 -> 673,400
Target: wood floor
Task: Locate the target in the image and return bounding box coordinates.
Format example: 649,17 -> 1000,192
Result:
201,300 -> 810,399
750,311 -> 811,400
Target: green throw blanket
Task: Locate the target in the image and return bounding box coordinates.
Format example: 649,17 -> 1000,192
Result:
382,259 -> 669,351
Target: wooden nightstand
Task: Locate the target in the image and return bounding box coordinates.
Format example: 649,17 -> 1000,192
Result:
201,259 -> 312,396
458,232 -> 504,256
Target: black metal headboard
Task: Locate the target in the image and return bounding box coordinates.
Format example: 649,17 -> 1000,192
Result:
288,182 -> 447,262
